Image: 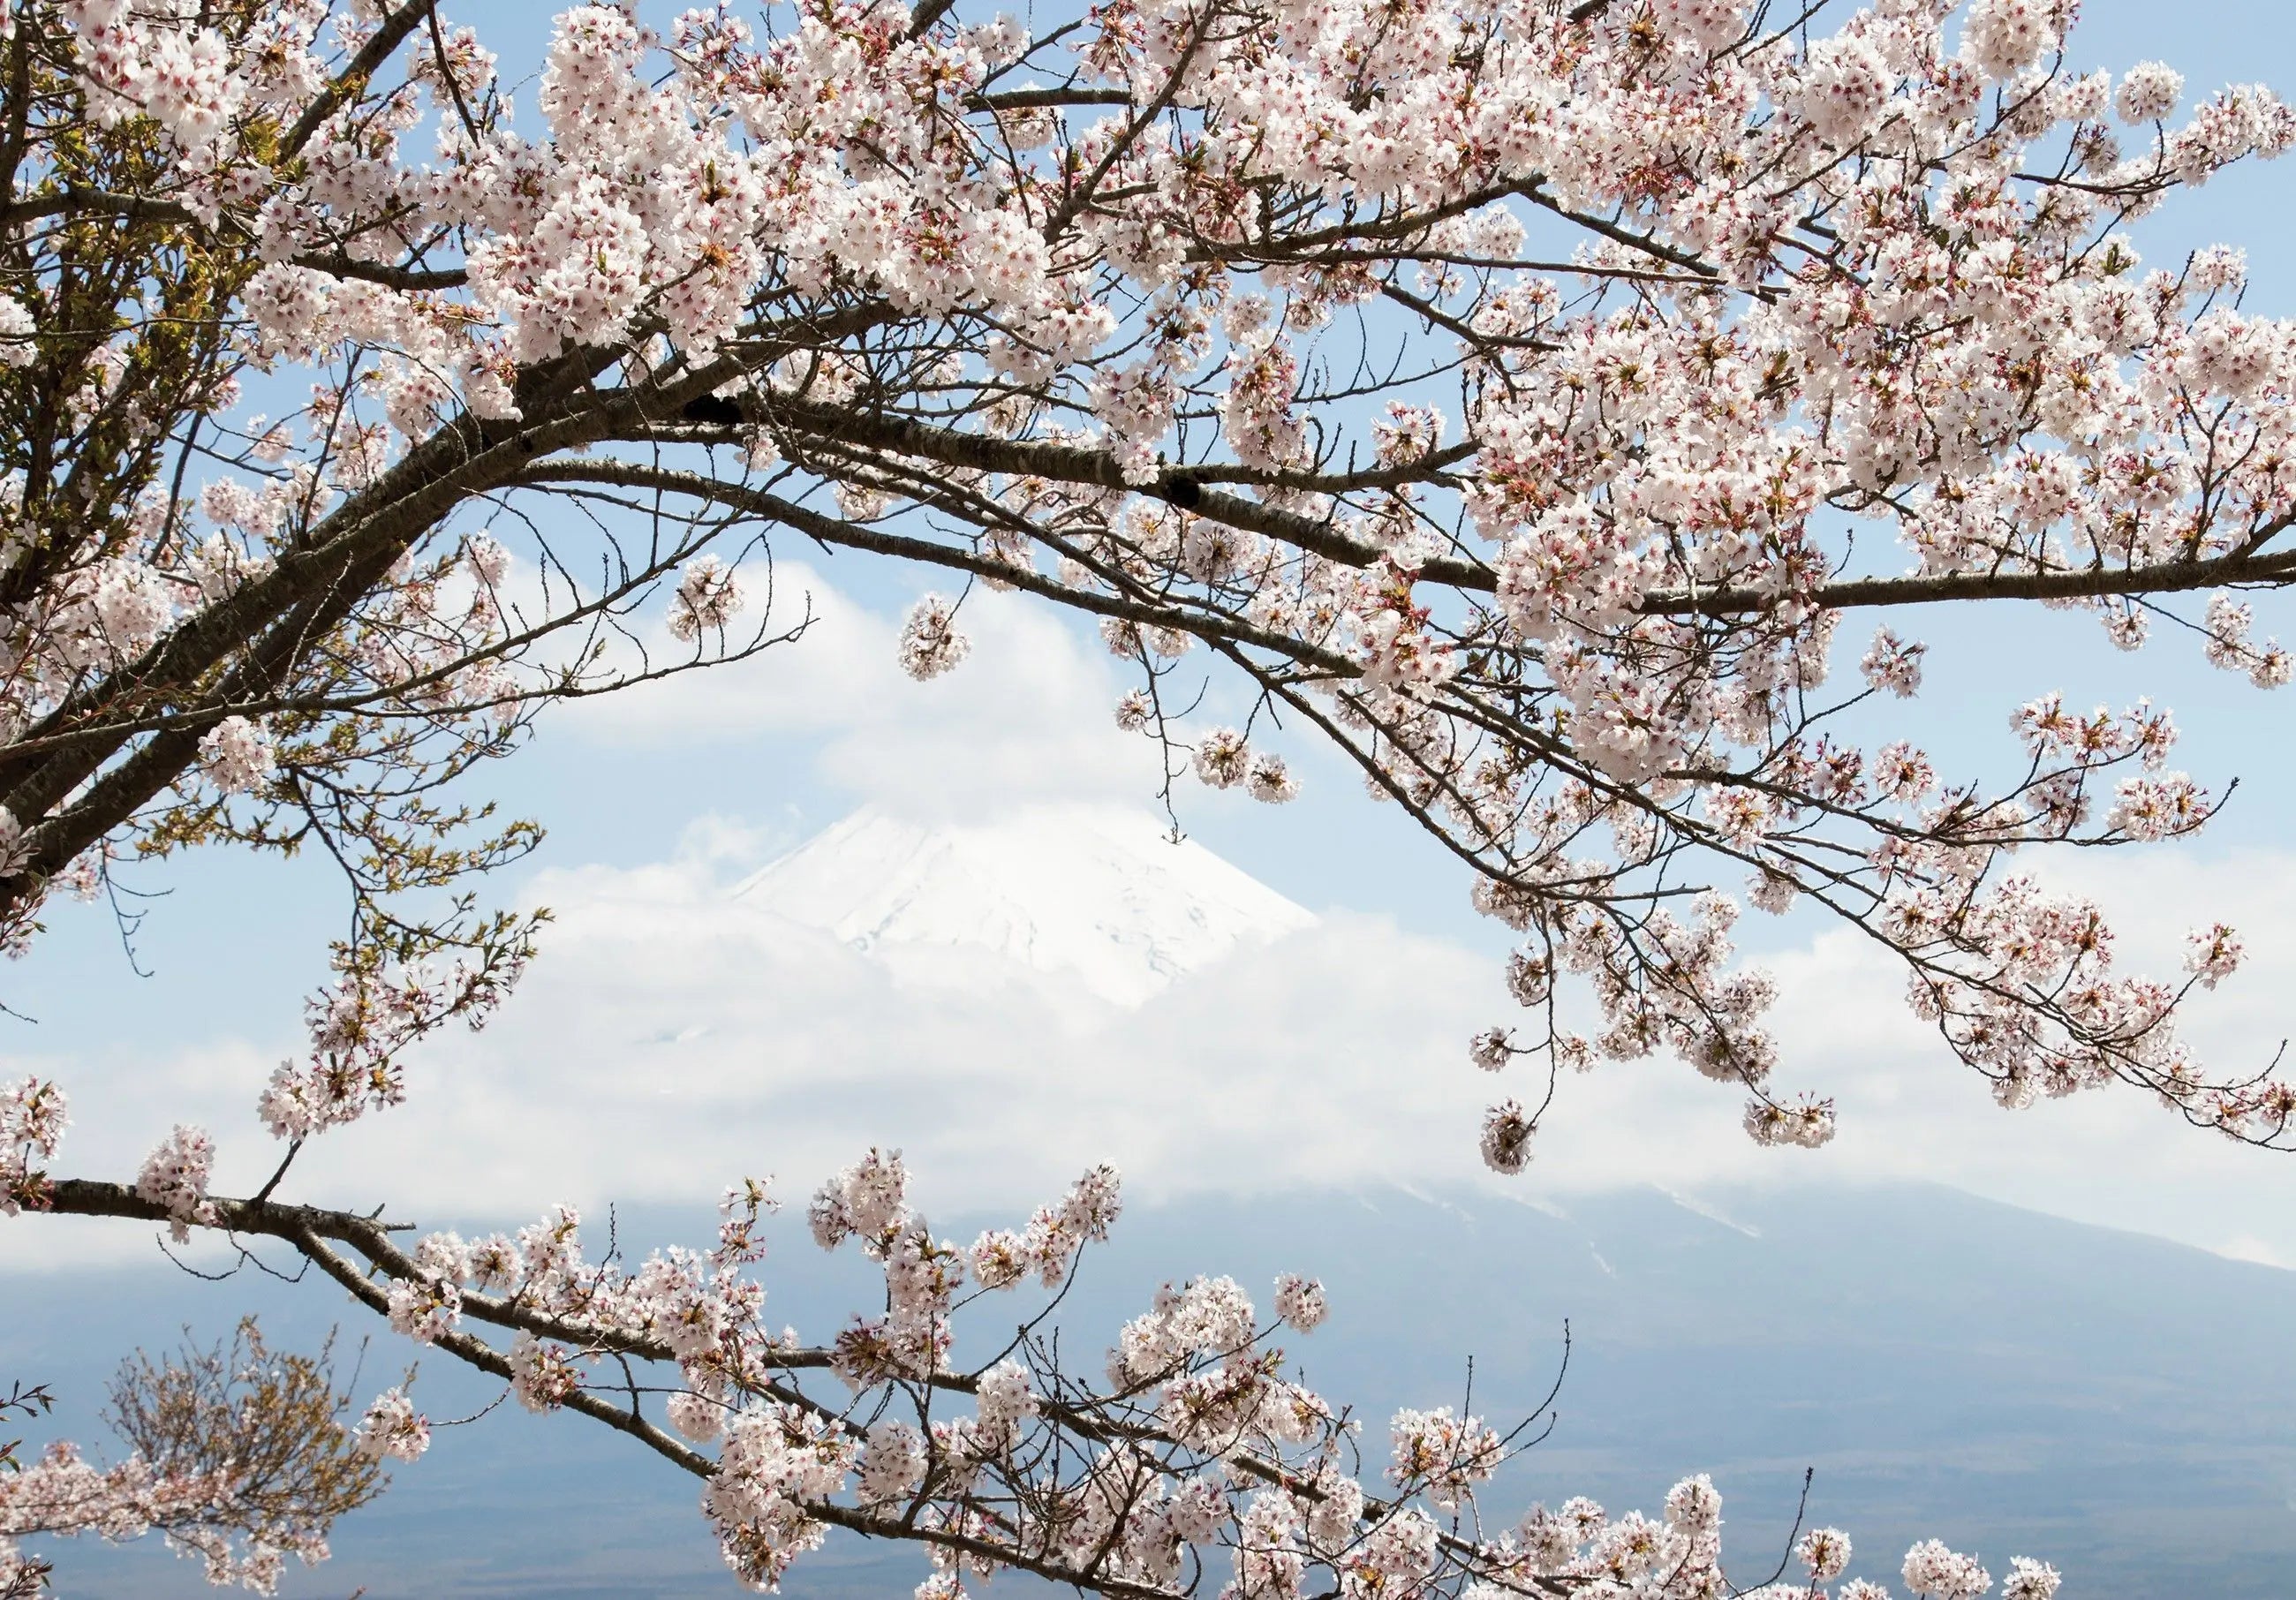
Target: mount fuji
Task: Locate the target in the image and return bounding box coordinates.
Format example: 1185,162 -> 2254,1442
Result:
730,804 -> 1315,1006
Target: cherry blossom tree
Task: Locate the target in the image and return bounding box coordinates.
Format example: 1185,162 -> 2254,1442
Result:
2,1319 -> 382,1592
2,0 -> 2292,1591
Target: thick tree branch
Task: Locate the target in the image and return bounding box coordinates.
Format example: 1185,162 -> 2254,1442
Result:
1638,539 -> 2296,615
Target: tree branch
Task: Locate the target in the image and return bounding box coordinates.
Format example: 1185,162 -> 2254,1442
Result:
1638,540 -> 2296,615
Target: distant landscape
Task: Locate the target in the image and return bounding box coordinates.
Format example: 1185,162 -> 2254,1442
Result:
11,1181 -> 2293,1598
13,0 -> 2296,1596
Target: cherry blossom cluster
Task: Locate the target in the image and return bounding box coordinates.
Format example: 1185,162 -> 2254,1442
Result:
670,555 -> 747,642
256,942 -> 526,1143
898,595 -> 972,682
0,1078 -> 67,1217
349,1387 -> 430,1464
132,1124 -> 219,1243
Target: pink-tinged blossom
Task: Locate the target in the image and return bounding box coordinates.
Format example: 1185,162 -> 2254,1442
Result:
1749,869 -> 1798,916
1862,628 -> 1927,698
1799,1527 -> 1852,1581
706,1404 -> 853,1589
2105,772 -> 2208,839
1799,34 -> 1895,147
1389,1407 -> 1501,1512
1479,1101 -> 1534,1174
0,1438 -> 293,1589
2002,1556 -> 2065,1599
897,594 -> 971,681
1273,1274 -> 1327,1332
133,1123 -> 218,1242
1,1075 -> 67,1214
258,952 -> 519,1141
1705,789 -> 1771,848
6,0 -> 2294,1175
1902,1537 -> 1991,1599
0,808 -> 29,879
972,1360 -> 1038,1445
1023,1163 -> 1122,1288
1650,0 -> 1747,51
1963,0 -> 2074,82
1506,948 -> 1553,1008
2119,61 -> 2186,122
1744,1096 -> 1837,1149
1246,752 -> 1300,803
384,1272 -> 461,1346
2184,922 -> 2244,988
0,296 -> 34,365
508,1332 -> 581,1412
352,1387 -> 430,1462
668,555 -> 744,642
1114,688 -> 1154,731
811,1148 -> 913,1254
1195,728 -> 1250,789
1469,1029 -> 1513,1072
9,1146 -> 2077,1599
970,1226 -> 1031,1289
197,714 -> 275,796
857,1419 -> 926,1505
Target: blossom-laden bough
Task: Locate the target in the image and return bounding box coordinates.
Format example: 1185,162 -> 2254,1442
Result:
2,0 -> 2292,1161
34,1149 -> 2062,1600
2,0 -> 2293,1589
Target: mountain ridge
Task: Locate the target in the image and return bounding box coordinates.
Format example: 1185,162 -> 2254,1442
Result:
11,1177 -> 2296,1597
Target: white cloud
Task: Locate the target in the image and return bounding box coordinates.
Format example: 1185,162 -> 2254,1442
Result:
2216,1234 -> 2292,1270
34,813 -> 2265,1245
557,560 -> 1154,815
26,821 -> 2296,1272
270,869 -> 1501,1221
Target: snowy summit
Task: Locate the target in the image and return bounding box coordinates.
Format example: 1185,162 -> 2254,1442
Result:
732,805 -> 1314,1006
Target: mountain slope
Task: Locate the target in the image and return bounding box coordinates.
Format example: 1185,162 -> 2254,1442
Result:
11,1181 -> 2295,1600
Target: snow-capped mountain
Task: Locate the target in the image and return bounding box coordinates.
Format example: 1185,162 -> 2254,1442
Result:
731,805 -> 1314,1006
